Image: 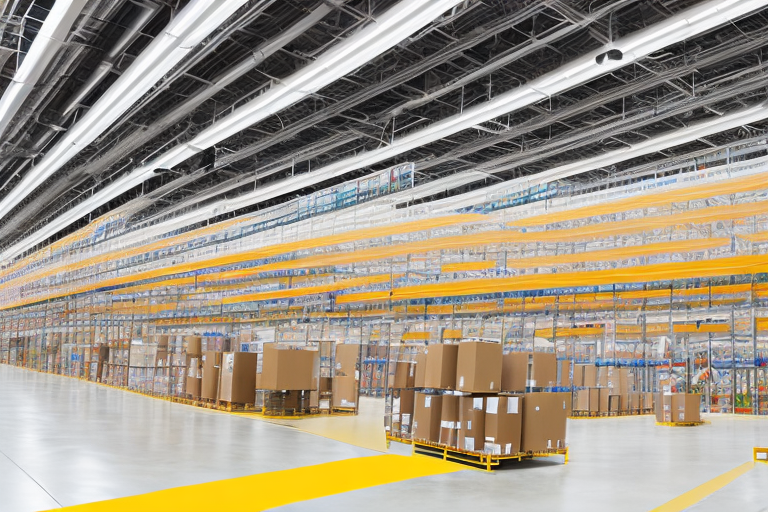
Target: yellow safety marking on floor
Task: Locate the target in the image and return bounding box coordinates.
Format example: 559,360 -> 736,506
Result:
48,454 -> 463,512
754,447 -> 768,463
649,461 -> 755,512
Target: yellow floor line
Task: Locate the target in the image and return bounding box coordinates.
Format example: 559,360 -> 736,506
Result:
48,454 -> 463,512
649,461 -> 755,512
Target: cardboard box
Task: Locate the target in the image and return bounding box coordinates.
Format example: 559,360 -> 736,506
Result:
393,361 -> 416,389
522,392 -> 569,452
414,352 -> 427,388
573,364 -> 586,387
413,393 -> 443,442
684,393 -> 701,422
218,352 -> 259,403
458,395 -> 485,453
395,389 -> 415,418
335,344 -> 358,377
626,392 -> 641,412
186,376 -> 202,398
558,360 -> 572,387
260,345 -> 318,390
608,394 -> 621,413
186,336 -> 202,356
575,388 -> 599,412
598,388 -> 620,413
484,395 -> 523,455
201,351 -> 222,400
501,352 -> 527,392
531,352 -> 557,388
656,393 -> 673,422
583,365 -> 597,387
332,375 -> 358,408
439,395 -> 460,448
643,392 -> 654,410
424,344 -> 459,390
456,341 -> 502,393
672,393 -> 686,422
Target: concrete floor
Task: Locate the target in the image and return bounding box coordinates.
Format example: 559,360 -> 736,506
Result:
0,365 -> 375,511
2,364 -> 767,511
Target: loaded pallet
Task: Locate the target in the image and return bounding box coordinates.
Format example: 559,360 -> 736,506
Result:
412,439 -> 568,472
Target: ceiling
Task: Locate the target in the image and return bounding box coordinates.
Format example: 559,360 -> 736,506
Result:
1,0 -> 767,263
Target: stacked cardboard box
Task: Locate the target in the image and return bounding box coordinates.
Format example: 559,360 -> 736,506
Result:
655,393 -> 701,423
218,352 -> 259,403
333,344 -> 359,409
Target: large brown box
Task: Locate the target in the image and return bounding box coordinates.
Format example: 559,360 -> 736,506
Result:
625,392 -> 641,412
414,353 -> 427,388
684,393 -> 701,422
573,364 -> 586,387
458,395 -> 486,452
501,352 -> 527,392
531,352 -> 557,388
598,388 -> 619,413
260,345 -> 317,390
424,344 -> 459,390
393,361 -> 416,389
456,341 -> 502,393
335,344 -> 359,377
558,360 -> 572,387
643,392 -> 654,410
218,352 -> 259,403
201,351 -> 222,400
393,389 -> 416,435
413,393 -> 443,442
575,388 -> 599,412
332,375 -> 358,408
583,365 -> 598,387
439,395 -> 460,448
186,376 -> 202,398
186,336 -> 202,356
656,393 -> 673,422
485,395 -> 523,455
522,392 -> 569,452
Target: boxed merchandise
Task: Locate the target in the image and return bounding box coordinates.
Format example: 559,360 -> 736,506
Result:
218,352 -> 259,403
439,394 -> 460,448
684,393 -> 701,422
656,393 -> 673,422
575,388 -> 599,412
393,361 -> 416,389
335,344 -> 358,376
186,336 -> 202,356
414,353 -> 427,388
501,352 -> 527,392
531,352 -> 556,388
522,392 -> 569,452
458,395 -> 486,452
456,341 -> 502,393
394,389 -> 416,434
484,395 -> 523,455
424,344 -> 458,389
558,360 -> 572,387
201,351 -> 222,400
413,392 -> 443,442
186,376 -> 202,398
573,364 -> 586,387
598,388 -> 619,413
332,375 -> 358,408
643,392 -> 654,410
260,345 -> 317,390
625,392 -> 641,412
583,365 -> 598,387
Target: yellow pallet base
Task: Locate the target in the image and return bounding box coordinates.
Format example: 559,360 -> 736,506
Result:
386,433 -> 413,445
412,439 -> 568,472
655,421 -> 708,427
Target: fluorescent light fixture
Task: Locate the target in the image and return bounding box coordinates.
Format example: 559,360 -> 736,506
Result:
0,0 -> 249,222
0,0 -> 87,139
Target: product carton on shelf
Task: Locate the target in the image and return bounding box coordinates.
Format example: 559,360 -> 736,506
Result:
393,389 -> 415,435
522,392 -> 569,452
393,361 -> 416,389
598,388 -> 619,413
558,360 -> 572,387
334,344 -> 359,377
643,392 -> 654,411
684,394 -> 701,422
424,344 -> 458,390
484,395 -> 523,455
260,345 -> 318,391
332,375 -> 358,408
530,352 -> 557,388
573,364 -> 586,387
625,392 -> 641,412
455,341 -> 502,393
582,365 -> 598,387
439,394 -> 460,448
501,352 -> 527,392
575,388 -> 599,412
458,395 -> 486,453
218,352 -> 259,403
185,336 -> 202,356
413,392 -> 443,443
414,352 -> 427,388
201,351 -> 222,400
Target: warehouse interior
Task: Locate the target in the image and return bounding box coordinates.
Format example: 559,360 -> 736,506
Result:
1,0 -> 768,510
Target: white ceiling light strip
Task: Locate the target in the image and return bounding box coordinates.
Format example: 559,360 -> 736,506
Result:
0,0 -> 88,139
94,0 -> 766,230
0,0 -> 250,221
